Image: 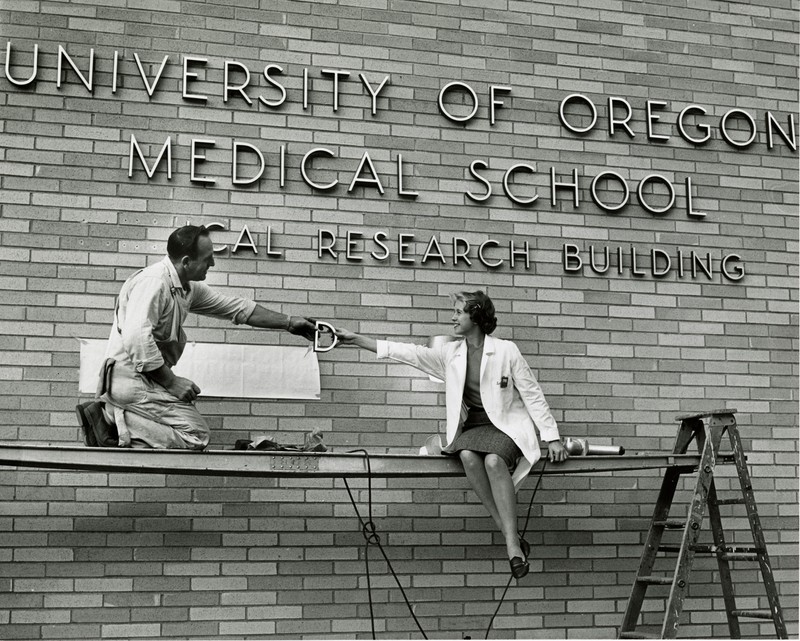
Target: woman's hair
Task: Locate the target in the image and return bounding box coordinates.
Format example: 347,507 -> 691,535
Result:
451,290 -> 497,335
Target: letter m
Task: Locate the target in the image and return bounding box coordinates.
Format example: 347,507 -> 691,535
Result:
128,134 -> 172,179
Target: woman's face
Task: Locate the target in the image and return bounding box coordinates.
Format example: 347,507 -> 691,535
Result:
451,303 -> 476,335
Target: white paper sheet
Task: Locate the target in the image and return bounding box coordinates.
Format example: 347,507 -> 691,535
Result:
78,339 -> 320,399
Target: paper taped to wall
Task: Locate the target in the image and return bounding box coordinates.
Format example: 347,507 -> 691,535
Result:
78,339 -> 321,400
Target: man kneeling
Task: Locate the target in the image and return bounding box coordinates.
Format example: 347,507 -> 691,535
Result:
77,225 -> 315,449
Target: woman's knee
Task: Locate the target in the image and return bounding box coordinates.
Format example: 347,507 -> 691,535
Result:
484,453 -> 508,476
459,450 -> 482,469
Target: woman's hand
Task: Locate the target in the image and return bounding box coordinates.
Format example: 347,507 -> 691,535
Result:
547,439 -> 568,463
334,327 -> 359,344
334,328 -> 378,353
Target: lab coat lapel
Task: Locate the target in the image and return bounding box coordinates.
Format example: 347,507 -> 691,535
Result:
479,335 -> 495,386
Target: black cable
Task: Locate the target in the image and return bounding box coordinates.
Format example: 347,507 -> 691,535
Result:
484,458 -> 548,639
342,448 -> 429,640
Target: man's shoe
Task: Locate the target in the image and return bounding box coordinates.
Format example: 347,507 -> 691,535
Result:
76,402 -> 99,447
76,401 -> 118,447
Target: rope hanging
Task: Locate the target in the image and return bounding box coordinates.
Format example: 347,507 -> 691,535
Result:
343,449 -> 429,639
343,449 -> 548,640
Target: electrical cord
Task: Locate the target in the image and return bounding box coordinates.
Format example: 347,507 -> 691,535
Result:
484,458 -> 548,639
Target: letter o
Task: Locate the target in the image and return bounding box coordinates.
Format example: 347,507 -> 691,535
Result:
559,93 -> 598,134
438,81 -> 479,123
637,174 -> 676,215
590,171 -> 630,212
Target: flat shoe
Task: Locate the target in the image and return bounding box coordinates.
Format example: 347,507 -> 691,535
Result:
518,534 -> 530,559
509,555 -> 529,580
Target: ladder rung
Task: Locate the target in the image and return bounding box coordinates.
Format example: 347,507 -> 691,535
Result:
637,575 -> 673,585
715,497 -> 746,505
619,633 -> 661,639
731,609 -> 774,620
658,545 -> 681,553
653,520 -> 685,529
720,552 -> 760,561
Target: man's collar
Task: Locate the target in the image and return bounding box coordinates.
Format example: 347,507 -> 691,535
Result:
162,256 -> 189,293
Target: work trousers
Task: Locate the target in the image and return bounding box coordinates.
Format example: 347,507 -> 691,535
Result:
100,360 -> 209,450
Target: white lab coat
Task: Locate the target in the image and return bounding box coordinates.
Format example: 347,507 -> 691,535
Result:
376,335 -> 560,490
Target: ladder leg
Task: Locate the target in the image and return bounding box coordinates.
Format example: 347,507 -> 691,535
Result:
727,424 -> 788,639
619,467 -> 682,635
706,480 -> 741,638
661,422 -> 725,639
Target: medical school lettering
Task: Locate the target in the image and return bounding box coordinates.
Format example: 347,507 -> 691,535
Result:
5,41 -> 797,280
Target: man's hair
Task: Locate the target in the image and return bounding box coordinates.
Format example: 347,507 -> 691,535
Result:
167,225 -> 209,260
451,290 -> 498,335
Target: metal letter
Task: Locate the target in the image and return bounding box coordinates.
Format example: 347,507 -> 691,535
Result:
765,112 -> 796,151
57,45 -> 94,92
133,53 -> 168,97
301,148 -> 338,191
359,73 -> 390,116
260,64 -> 286,108
608,97 -> 635,138
190,139 -> 216,184
318,229 -> 337,259
452,237 -> 472,266
677,105 -> 711,144
590,171 -> 629,212
550,167 -> 580,207
128,134 -> 172,179
348,151 -> 385,194
397,154 -> 419,198
4,41 -> 38,87
438,81 -> 479,123
637,174 -> 675,214
479,240 -> 503,268
466,160 -> 492,202
720,109 -> 757,148
489,85 -> 512,125
232,142 -> 265,185
721,254 -> 744,281
646,100 -> 670,141
182,56 -> 208,101
559,94 -> 597,134
563,244 -> 582,272
321,69 -> 350,111
223,60 -> 252,105
503,163 -> 537,205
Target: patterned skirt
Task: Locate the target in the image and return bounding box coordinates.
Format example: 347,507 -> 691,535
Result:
451,407 -> 522,469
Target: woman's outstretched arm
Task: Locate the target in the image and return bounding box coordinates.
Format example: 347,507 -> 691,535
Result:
335,328 -> 377,353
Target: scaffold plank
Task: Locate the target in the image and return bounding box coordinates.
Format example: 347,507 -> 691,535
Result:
0,443 -> 713,478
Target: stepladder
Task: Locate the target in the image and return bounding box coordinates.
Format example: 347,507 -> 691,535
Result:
619,409 -> 787,639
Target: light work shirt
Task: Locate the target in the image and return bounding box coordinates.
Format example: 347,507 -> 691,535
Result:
105,256 -> 256,372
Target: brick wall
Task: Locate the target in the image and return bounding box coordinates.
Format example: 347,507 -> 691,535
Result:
0,0 -> 797,638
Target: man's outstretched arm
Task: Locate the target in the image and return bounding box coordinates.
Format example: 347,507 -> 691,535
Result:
245,305 -> 316,341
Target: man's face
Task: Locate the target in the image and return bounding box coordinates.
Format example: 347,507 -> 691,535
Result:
184,235 -> 215,282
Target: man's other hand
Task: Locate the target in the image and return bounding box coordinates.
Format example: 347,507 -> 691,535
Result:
167,376 -> 201,402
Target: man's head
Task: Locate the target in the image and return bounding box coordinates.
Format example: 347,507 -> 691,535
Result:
167,225 -> 215,284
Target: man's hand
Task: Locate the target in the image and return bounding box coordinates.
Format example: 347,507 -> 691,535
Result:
166,375 -> 201,403
548,439 -> 568,463
287,316 -> 316,341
